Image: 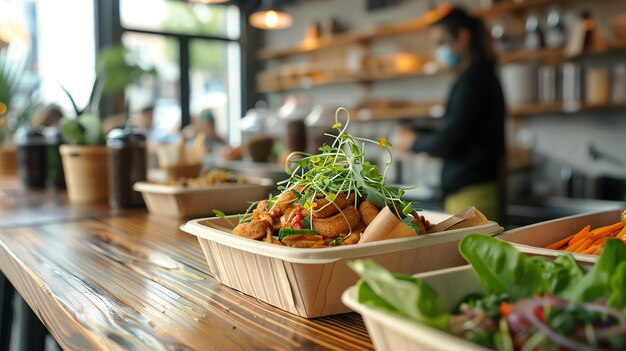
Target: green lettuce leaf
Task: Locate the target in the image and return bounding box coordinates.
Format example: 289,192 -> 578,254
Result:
459,234 -> 544,299
607,261 -> 626,311
563,238 -> 626,303
349,259 -> 449,329
530,254 -> 583,295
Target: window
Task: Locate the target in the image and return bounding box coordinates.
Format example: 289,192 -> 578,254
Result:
118,0 -> 242,144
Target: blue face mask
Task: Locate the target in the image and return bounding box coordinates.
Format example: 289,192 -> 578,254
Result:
436,45 -> 460,68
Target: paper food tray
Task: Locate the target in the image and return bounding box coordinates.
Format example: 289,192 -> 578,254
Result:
342,265 -> 489,351
134,178 -> 272,219
180,211 -> 502,318
497,209 -> 623,264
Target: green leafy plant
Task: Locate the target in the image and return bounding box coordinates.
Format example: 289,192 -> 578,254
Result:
58,70 -> 106,145
59,45 -> 156,145
0,48 -> 25,144
279,108 -> 415,217
350,235 -> 626,350
96,45 -> 157,95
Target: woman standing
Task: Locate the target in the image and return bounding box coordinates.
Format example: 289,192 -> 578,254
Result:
395,5 -> 506,221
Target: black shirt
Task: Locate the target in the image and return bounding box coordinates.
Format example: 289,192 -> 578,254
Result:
412,58 -> 505,196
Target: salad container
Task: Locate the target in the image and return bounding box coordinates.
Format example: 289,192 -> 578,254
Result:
498,209 -> 622,263
342,266 -> 488,351
180,211 -> 502,318
134,179 -> 272,219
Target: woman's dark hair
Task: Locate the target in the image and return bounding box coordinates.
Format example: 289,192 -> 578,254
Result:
434,7 -> 495,61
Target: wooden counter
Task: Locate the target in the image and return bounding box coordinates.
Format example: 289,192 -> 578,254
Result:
0,180 -> 373,351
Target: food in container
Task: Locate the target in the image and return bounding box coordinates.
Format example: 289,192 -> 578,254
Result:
181,212 -> 502,318
499,209 -> 624,263
228,109 -> 489,249
134,170 -> 270,219
156,135 -> 205,181
344,234 -> 626,351
180,109 -> 503,317
541,210 -> 625,255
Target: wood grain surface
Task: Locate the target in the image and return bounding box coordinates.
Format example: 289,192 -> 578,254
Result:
0,210 -> 373,351
0,185 -> 119,228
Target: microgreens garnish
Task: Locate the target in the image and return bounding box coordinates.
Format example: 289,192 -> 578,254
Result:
277,108 -> 415,219
213,209 -> 236,227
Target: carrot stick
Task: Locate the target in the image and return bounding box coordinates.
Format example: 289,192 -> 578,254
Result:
588,222 -> 625,241
581,245 -> 600,255
591,236 -> 610,247
568,225 -> 591,245
565,238 -> 592,252
580,236 -> 612,255
616,225 -> 626,240
574,238 -> 595,253
545,234 -> 576,250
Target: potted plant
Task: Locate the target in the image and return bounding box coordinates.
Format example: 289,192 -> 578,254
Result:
58,70 -> 108,203
0,49 -> 21,176
0,49 -> 40,184
59,45 -> 156,203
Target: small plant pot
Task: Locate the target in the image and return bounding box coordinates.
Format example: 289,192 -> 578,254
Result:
0,146 -> 17,176
60,145 -> 109,203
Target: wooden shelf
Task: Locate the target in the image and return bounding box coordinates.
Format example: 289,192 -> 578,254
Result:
500,48 -> 564,64
344,101 -> 626,122
510,101 -> 626,117
351,103 -> 445,121
258,42 -> 626,93
474,0 -> 557,18
257,68 -> 450,93
257,0 -> 606,60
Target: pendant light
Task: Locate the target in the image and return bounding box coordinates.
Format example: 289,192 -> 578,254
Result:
249,0 -> 293,30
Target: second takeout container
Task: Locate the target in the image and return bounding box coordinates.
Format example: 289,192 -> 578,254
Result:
180,211 -> 502,318
342,265 -> 489,351
134,179 -> 272,218
498,209 -> 623,264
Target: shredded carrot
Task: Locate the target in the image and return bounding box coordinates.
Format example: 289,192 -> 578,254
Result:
568,225 -> 591,245
545,234 -> 575,250
499,303 -> 514,317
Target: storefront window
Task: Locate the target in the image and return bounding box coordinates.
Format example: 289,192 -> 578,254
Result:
119,0 -> 241,144
120,0 -> 239,39
122,32 -> 180,143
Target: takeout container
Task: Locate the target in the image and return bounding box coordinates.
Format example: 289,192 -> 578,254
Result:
342,265 -> 489,351
498,209 -> 622,264
134,179 -> 272,219
180,211 -> 502,318
161,163 -> 202,181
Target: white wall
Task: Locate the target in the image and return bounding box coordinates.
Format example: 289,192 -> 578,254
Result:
36,0 -> 95,115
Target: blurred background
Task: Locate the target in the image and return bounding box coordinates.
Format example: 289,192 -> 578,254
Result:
1,0 -> 626,226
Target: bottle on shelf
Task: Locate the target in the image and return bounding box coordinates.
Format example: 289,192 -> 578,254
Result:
564,11 -> 608,57
545,7 -> 566,49
524,12 -> 545,50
